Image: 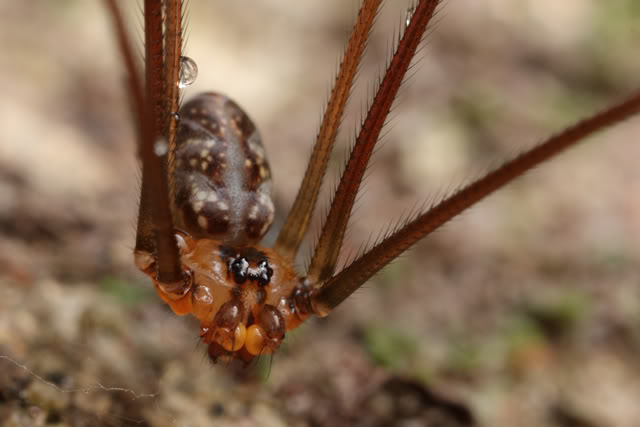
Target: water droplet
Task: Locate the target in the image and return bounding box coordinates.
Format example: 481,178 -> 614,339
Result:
193,285 -> 213,305
178,56 -> 198,88
154,138 -> 168,156
405,5 -> 415,29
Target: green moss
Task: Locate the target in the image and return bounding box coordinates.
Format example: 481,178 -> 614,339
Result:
522,292 -> 589,341
504,315 -> 546,353
363,326 -> 419,370
588,1 -> 640,86
446,341 -> 481,376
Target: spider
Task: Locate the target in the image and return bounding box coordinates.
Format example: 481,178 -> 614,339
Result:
0,1 -> 639,426
101,0 -> 640,366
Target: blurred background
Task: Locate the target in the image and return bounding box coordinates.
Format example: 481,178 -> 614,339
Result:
1,1 -> 640,426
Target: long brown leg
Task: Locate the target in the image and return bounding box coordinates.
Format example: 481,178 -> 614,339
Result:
307,0 -> 440,283
163,0 -> 182,206
313,90 -> 640,312
275,0 -> 382,259
104,0 -> 185,290
103,0 -> 145,137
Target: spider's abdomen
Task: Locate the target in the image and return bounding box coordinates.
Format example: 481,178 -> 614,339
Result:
173,93 -> 274,245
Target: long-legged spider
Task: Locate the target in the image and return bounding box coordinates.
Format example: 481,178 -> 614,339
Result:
101,0 -> 640,365
1,1 -> 639,425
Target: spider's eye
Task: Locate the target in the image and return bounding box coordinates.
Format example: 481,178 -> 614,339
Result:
172,92 -> 275,245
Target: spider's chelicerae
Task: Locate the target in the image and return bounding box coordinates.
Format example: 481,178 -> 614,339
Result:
101,0 -> 640,365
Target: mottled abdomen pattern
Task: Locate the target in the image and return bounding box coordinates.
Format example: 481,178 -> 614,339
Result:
173,93 -> 274,245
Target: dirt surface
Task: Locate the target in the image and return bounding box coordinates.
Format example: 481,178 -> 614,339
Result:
1,1 -> 640,426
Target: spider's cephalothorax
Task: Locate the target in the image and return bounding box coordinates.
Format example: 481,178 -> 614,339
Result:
104,0 -> 640,365
152,234 -> 316,363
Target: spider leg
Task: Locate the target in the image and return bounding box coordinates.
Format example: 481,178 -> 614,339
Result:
163,0 -> 183,205
103,0 -> 145,140
105,0 -> 186,291
275,0 -> 382,259
307,0 -> 440,284
313,90 -> 640,312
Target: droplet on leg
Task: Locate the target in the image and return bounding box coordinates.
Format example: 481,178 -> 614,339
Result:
178,56 -> 198,88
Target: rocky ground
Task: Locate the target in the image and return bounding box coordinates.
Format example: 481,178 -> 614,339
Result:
1,1 -> 640,426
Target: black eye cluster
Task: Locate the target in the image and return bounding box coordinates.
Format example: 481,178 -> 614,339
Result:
221,246 -> 274,287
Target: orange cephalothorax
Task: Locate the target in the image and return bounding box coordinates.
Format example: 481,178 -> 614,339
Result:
172,92 -> 275,245
146,233 -> 317,363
